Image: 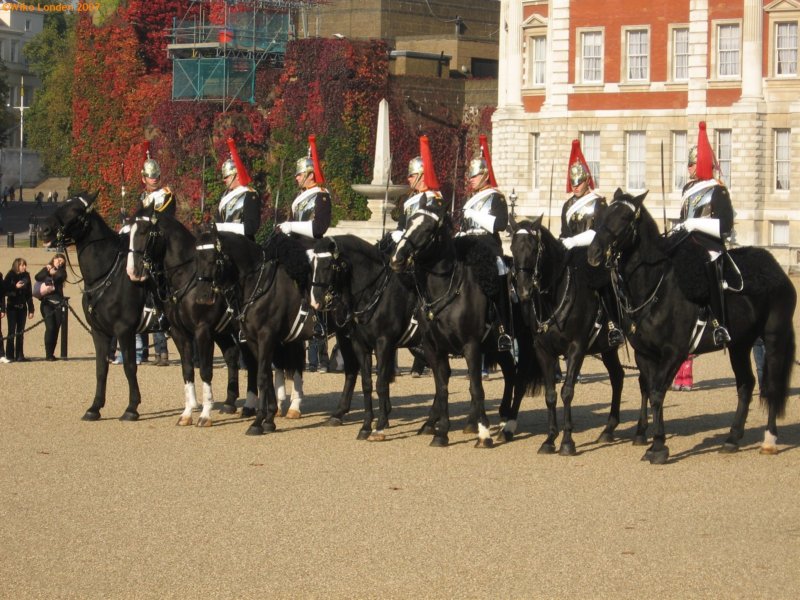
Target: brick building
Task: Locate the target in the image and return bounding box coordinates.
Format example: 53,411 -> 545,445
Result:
493,0 -> 800,269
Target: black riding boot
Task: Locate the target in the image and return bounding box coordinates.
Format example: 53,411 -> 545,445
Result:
600,286 -> 625,348
495,275 -> 513,353
707,259 -> 730,346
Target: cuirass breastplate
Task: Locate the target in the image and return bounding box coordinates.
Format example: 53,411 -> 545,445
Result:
682,187 -> 714,219
294,195 -> 316,222
222,193 -> 246,222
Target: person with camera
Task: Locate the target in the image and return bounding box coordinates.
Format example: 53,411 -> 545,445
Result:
34,253 -> 67,361
3,258 -> 35,362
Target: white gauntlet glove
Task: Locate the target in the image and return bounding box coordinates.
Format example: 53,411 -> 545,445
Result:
390,230 -> 404,243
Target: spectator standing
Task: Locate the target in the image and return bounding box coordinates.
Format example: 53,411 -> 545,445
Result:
4,258 -> 34,361
35,253 -> 67,361
0,269 -> 7,363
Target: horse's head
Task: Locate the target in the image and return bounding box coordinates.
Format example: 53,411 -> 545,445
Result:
309,237 -> 349,311
390,195 -> 448,272
510,215 -> 544,303
126,207 -> 163,282
587,188 -> 648,268
40,192 -> 99,248
194,223 -> 227,306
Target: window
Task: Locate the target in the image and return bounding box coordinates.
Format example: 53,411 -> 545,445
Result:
771,221 -> 789,246
25,19 -> 31,32
581,31 -> 603,83
0,40 -> 4,62
581,132 -> 600,188
775,129 -> 791,191
673,131 -> 688,190
530,133 -> 540,189
672,28 -> 689,81
775,22 -> 797,76
717,24 -> 740,78
10,40 -> 18,63
626,132 -> 646,190
716,129 -> 732,186
626,29 -> 649,81
530,36 -> 546,86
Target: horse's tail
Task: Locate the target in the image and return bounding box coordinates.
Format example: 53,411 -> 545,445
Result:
514,306 -> 543,396
761,279 -> 796,418
274,340 -> 306,377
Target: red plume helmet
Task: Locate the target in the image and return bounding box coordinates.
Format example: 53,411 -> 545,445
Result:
226,137 -> 251,187
695,121 -> 718,181
419,135 -> 440,191
566,139 -> 594,193
308,135 -> 325,184
143,140 -> 151,160
479,134 -> 498,188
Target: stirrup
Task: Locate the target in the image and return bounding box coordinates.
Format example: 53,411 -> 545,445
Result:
497,333 -> 513,352
607,326 -> 624,348
713,326 -> 731,346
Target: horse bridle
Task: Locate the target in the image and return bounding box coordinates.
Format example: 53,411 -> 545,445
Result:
52,196 -> 94,249
310,238 -> 347,312
601,199 -> 640,269
129,216 -> 164,279
396,208 -> 442,262
511,226 -> 543,292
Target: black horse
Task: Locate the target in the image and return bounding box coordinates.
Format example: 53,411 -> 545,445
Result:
587,189 -> 796,463
126,208 -> 258,426
510,216 -> 637,455
309,234 -> 424,440
389,197 -> 538,447
193,224 -> 314,435
40,193 -> 147,421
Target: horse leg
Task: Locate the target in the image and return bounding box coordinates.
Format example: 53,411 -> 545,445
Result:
274,368 -> 287,418
118,332 -> 141,421
464,343 -> 493,448
83,331 -> 113,421
247,341 -> 276,436
326,334 -> 358,425
495,352 -> 519,442
239,341 -> 258,417
642,363 -> 669,464
286,371 -> 304,419
195,331 -> 216,428
558,352 -> 586,456
597,350 -> 625,443
720,346 -> 756,453
537,353 -> 559,455
369,339 -> 394,442
633,373 -> 649,446
216,335 -> 239,415
174,332 -> 198,426
417,342 -> 441,436
354,344 -> 375,440
428,352 -> 451,447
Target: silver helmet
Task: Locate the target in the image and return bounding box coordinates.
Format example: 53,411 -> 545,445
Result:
408,156 -> 424,177
468,157 -> 488,179
569,162 -> 589,188
221,159 -> 237,179
295,157 -> 314,177
688,145 -> 698,166
142,158 -> 161,179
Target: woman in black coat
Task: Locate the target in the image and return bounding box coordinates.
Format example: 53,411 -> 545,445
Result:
35,253 -> 67,361
4,257 -> 35,361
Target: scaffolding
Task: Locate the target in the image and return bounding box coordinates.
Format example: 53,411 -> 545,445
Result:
168,1 -> 322,109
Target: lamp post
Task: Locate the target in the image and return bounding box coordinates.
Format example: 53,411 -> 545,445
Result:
6,77 -> 25,201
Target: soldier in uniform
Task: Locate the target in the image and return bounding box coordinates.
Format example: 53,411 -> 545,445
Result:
673,121 -> 734,346
459,135 -> 513,352
560,139 -> 624,348
216,137 -> 261,241
278,135 -> 331,242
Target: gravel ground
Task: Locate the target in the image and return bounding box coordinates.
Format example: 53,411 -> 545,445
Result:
2,247 -> 799,599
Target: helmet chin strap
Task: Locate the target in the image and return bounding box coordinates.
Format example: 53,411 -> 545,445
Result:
298,171 -> 312,189
410,173 -> 423,191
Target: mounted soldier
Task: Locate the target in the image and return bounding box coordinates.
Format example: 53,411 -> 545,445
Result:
459,134 -> 513,352
391,137 -> 445,243
278,134 -> 332,241
560,139 -> 624,348
673,121 -> 734,346
139,142 -> 176,217
217,137 -> 261,241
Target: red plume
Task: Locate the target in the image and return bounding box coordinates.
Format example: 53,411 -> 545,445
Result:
479,134 -> 498,188
419,135 -> 440,191
695,121 -> 717,181
308,135 -> 325,184
226,137 -> 251,187
143,140 -> 151,160
566,139 -> 595,193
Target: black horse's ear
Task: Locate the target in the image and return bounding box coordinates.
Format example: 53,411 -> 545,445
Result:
532,214 -> 543,229
634,190 -> 649,206
613,188 -> 625,200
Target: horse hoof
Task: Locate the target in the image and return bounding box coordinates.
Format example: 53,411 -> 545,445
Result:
632,435 -> 648,446
759,445 -> 779,455
495,430 -> 513,443
285,409 -> 301,420
597,431 -> 615,444
356,429 -> 371,441
368,432 -> 386,442
177,415 -> 193,426
196,417 -> 212,428
537,443 -> 556,455
241,407 -> 256,418
430,435 -> 449,447
417,423 -> 436,436
558,442 -> 577,456
325,416 -> 344,427
264,422 -> 276,433
219,404 -> 237,415
474,437 -> 494,449
644,448 -> 669,465
720,442 -> 740,454
462,422 -> 479,434
82,410 -> 101,422
120,411 -> 139,422
246,425 -> 264,436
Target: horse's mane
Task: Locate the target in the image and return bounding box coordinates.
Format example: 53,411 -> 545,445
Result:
453,235 -> 500,298
263,232 -> 311,290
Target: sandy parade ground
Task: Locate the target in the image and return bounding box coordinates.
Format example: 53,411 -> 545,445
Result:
1,245 -> 800,599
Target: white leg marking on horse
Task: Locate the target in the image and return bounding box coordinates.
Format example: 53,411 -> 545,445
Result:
505,419 -> 518,434
274,369 -> 286,402
291,372 -> 304,405
478,422 -> 491,440
761,429 -> 779,454
185,382 -> 199,410
200,382 -> 214,419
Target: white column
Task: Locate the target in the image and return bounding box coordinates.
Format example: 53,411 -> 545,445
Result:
497,0 -> 523,112
687,0 -> 709,113
739,0 -> 764,101
542,0 -> 570,113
